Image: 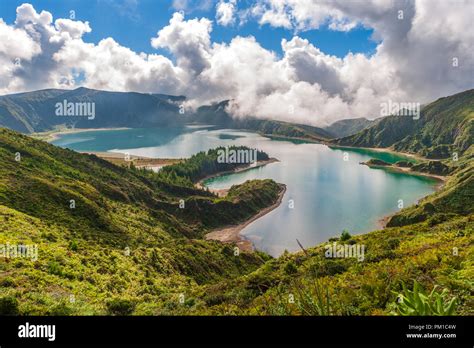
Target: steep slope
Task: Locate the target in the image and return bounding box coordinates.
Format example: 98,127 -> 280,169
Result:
334,89 -> 474,158
193,100 -> 333,141
199,213 -> 473,315
0,88 -> 186,133
0,88 -> 333,141
197,151 -> 473,315
323,117 -> 376,138
387,146 -> 474,226
0,128 -> 281,314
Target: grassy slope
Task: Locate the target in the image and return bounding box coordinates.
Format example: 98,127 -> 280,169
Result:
0,89 -> 333,142
388,146 -> 473,226
193,101 -> 333,141
1,86 -> 473,316
0,128 -> 280,315
198,214 -> 472,315
189,91 -> 474,315
335,89 -> 474,159
323,117 -> 376,138
195,150 -> 472,315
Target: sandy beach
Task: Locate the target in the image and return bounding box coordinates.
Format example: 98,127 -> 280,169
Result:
80,151 -> 181,170
205,184 -> 286,252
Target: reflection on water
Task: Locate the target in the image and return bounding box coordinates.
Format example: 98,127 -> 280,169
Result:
53,127 -> 437,256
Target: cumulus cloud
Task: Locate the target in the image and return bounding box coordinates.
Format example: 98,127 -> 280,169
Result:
151,12 -> 212,76
0,1 -> 472,127
250,0 -> 359,32
0,3 -> 184,95
216,0 -> 237,26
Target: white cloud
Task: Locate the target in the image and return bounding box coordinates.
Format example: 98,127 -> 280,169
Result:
151,12 -> 212,76
54,19 -> 91,40
0,18 -> 41,93
252,0 -> 293,29
0,1 -> 472,127
172,0 -> 213,13
0,4 -> 184,95
216,0 -> 237,26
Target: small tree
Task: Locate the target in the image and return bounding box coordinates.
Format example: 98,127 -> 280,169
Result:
340,229 -> 351,241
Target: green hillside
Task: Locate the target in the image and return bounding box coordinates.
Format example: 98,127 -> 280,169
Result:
324,117 -> 376,138
0,126 -> 472,316
0,89 -> 333,142
193,100 -> 333,141
0,89 -> 472,316
387,147 -> 474,227
0,88 -> 185,133
194,148 -> 473,315
335,89 -> 474,159
0,128 -> 280,314
198,213 -> 472,315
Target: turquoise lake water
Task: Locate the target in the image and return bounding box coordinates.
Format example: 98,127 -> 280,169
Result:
52,126 -> 438,256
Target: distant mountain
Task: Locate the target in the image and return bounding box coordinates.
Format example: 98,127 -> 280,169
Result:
191,100 -> 333,141
2,88 -> 473,149
323,117 -> 376,138
0,87 -> 186,133
334,89 -> 474,158
0,88 -> 333,141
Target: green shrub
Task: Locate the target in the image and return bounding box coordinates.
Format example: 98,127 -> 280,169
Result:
392,280 -> 458,316
47,261 -> 63,276
284,261 -> 298,275
0,296 -> 19,315
310,259 -> 347,277
386,238 -> 400,250
106,298 -> 136,315
69,239 -> 79,251
340,230 -> 352,241
0,277 -> 16,287
50,302 -> 73,315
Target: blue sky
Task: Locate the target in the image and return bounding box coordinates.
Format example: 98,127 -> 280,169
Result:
0,0 -> 470,124
0,0 -> 377,58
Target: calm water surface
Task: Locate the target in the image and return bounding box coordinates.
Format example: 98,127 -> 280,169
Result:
52,127 -> 437,256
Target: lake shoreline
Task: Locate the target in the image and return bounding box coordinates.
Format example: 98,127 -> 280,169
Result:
360,161 -> 447,183
326,143 -> 427,162
195,158 -> 279,196
42,126 -> 441,250
31,127 -> 131,142
81,151 -> 181,170
205,184 -> 287,252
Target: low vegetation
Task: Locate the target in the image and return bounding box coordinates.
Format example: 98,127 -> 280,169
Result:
156,146 -> 269,186
0,89 -> 472,316
0,128 -> 279,315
